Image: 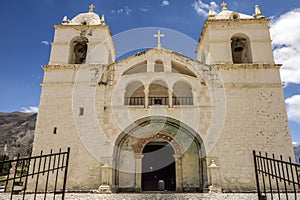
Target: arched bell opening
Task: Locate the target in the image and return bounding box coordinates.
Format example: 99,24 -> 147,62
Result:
68,36 -> 89,64
231,34 -> 252,64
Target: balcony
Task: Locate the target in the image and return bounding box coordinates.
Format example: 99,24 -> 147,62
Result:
124,97 -> 193,107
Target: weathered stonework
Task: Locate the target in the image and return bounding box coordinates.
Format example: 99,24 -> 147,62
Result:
32,4 -> 294,193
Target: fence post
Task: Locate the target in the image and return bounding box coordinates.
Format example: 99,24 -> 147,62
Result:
253,151 -> 261,200
61,147 -> 70,200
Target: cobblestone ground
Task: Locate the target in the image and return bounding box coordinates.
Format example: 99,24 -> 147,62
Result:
1,193 -> 300,200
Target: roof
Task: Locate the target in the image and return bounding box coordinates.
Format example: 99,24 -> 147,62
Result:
67,12 -> 101,25
214,10 -> 254,20
61,4 -> 105,26
208,3 -> 264,20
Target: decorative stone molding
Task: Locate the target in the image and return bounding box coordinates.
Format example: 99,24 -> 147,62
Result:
134,132 -> 181,154
42,64 -> 103,71
217,64 -> 281,70
224,83 -> 283,89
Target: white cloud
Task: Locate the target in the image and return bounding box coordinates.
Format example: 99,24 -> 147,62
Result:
21,106 -> 39,113
270,9 -> 300,84
111,6 -> 132,15
161,0 -> 170,7
285,95 -> 300,124
192,1 -> 219,17
140,8 -> 148,12
41,41 -> 50,45
210,2 -> 219,12
124,6 -> 132,15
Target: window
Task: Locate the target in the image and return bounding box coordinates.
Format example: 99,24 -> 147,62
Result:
154,60 -> 164,72
79,107 -> 84,116
53,127 -> 57,134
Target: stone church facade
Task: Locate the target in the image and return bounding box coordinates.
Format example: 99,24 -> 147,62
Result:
32,4 -> 294,193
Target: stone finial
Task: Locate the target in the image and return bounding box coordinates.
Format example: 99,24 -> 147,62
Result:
89,4 -> 95,12
62,16 -> 68,23
221,2 -> 228,11
101,15 -> 105,25
208,7 -> 215,19
254,5 -> 264,18
209,160 -> 218,167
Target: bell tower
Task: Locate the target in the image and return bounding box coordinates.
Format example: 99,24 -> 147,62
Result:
196,3 -> 274,64
49,4 -> 115,65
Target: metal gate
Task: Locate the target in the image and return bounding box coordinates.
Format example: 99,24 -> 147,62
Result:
0,148 -> 70,200
253,150 -> 300,200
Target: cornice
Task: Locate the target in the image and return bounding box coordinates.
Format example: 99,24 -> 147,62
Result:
224,83 -> 283,89
41,82 -> 97,87
42,64 -> 103,71
216,63 -> 281,70
54,24 -> 109,30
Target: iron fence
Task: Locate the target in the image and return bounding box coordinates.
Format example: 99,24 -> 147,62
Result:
253,150 -> 300,200
0,148 -> 70,200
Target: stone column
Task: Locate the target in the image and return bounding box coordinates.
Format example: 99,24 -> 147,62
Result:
174,154 -> 183,192
144,86 -> 149,108
168,89 -> 173,108
134,154 -> 144,192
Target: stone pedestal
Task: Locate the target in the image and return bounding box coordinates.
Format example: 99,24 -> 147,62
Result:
98,163 -> 112,194
207,159 -> 222,193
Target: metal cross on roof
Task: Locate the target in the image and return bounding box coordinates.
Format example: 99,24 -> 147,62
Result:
89,4 -> 95,12
221,2 -> 227,11
153,30 -> 165,48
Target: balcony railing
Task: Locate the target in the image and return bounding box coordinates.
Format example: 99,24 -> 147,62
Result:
148,97 -> 169,106
124,97 -> 193,106
124,97 -> 145,106
172,97 -> 193,105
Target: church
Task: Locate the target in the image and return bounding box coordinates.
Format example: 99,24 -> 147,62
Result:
32,3 -> 295,193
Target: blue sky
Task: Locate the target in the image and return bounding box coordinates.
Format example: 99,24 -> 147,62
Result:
0,0 -> 299,141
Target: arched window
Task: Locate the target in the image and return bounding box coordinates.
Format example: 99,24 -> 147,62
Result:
172,81 -> 193,105
69,36 -> 88,64
154,60 -> 164,72
231,34 -> 252,64
124,81 -> 145,106
149,80 -> 168,106
122,61 -> 147,75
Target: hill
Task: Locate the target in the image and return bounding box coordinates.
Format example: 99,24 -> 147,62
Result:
0,112 -> 37,158
294,142 -> 300,163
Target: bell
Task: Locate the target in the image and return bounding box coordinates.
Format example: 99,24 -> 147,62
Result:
234,40 -> 243,52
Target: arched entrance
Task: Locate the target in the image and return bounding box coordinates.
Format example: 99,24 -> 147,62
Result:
113,116 -> 207,193
142,142 -> 176,191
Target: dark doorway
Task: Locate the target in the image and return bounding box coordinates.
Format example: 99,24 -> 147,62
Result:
142,142 -> 176,191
